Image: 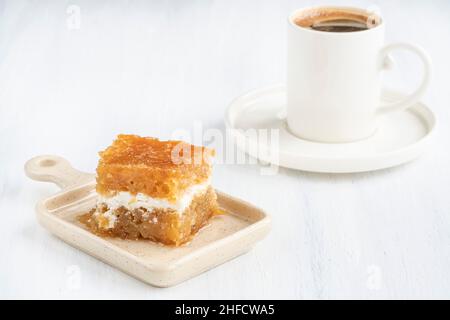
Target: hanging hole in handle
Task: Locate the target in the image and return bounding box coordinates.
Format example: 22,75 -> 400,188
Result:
24,155 -> 67,185
25,155 -> 94,190
39,159 -> 57,167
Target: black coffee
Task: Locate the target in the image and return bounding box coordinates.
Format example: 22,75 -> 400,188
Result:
293,8 -> 381,33
310,19 -> 369,32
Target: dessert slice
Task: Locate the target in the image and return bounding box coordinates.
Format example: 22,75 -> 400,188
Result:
88,134 -> 219,246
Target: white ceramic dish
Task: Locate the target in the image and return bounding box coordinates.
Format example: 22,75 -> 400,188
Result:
225,84 -> 436,173
25,155 -> 271,287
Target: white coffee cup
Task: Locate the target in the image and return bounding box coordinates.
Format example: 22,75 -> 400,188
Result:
287,6 -> 431,143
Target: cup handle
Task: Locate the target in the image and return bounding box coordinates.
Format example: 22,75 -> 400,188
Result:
377,42 -> 431,115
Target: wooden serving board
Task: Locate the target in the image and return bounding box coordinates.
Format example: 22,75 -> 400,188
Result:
25,155 -> 271,287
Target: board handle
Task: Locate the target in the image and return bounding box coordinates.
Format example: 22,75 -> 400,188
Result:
25,155 -> 94,189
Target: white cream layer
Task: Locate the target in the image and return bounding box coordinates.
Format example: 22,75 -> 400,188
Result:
96,180 -> 211,229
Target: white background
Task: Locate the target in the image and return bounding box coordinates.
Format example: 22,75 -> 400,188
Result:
1,0 -> 450,299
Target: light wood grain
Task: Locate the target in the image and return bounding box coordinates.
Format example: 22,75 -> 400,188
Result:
1,0 -> 450,299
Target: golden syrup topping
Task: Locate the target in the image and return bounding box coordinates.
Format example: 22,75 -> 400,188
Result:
99,134 -> 214,168
96,134 -> 215,201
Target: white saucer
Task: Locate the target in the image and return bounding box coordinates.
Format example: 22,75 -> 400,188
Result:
225,85 -> 436,173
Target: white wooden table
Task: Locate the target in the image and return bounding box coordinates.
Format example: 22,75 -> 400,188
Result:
1,0 -> 450,299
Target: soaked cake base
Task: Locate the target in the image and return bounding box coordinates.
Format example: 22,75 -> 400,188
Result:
81,187 -> 219,246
